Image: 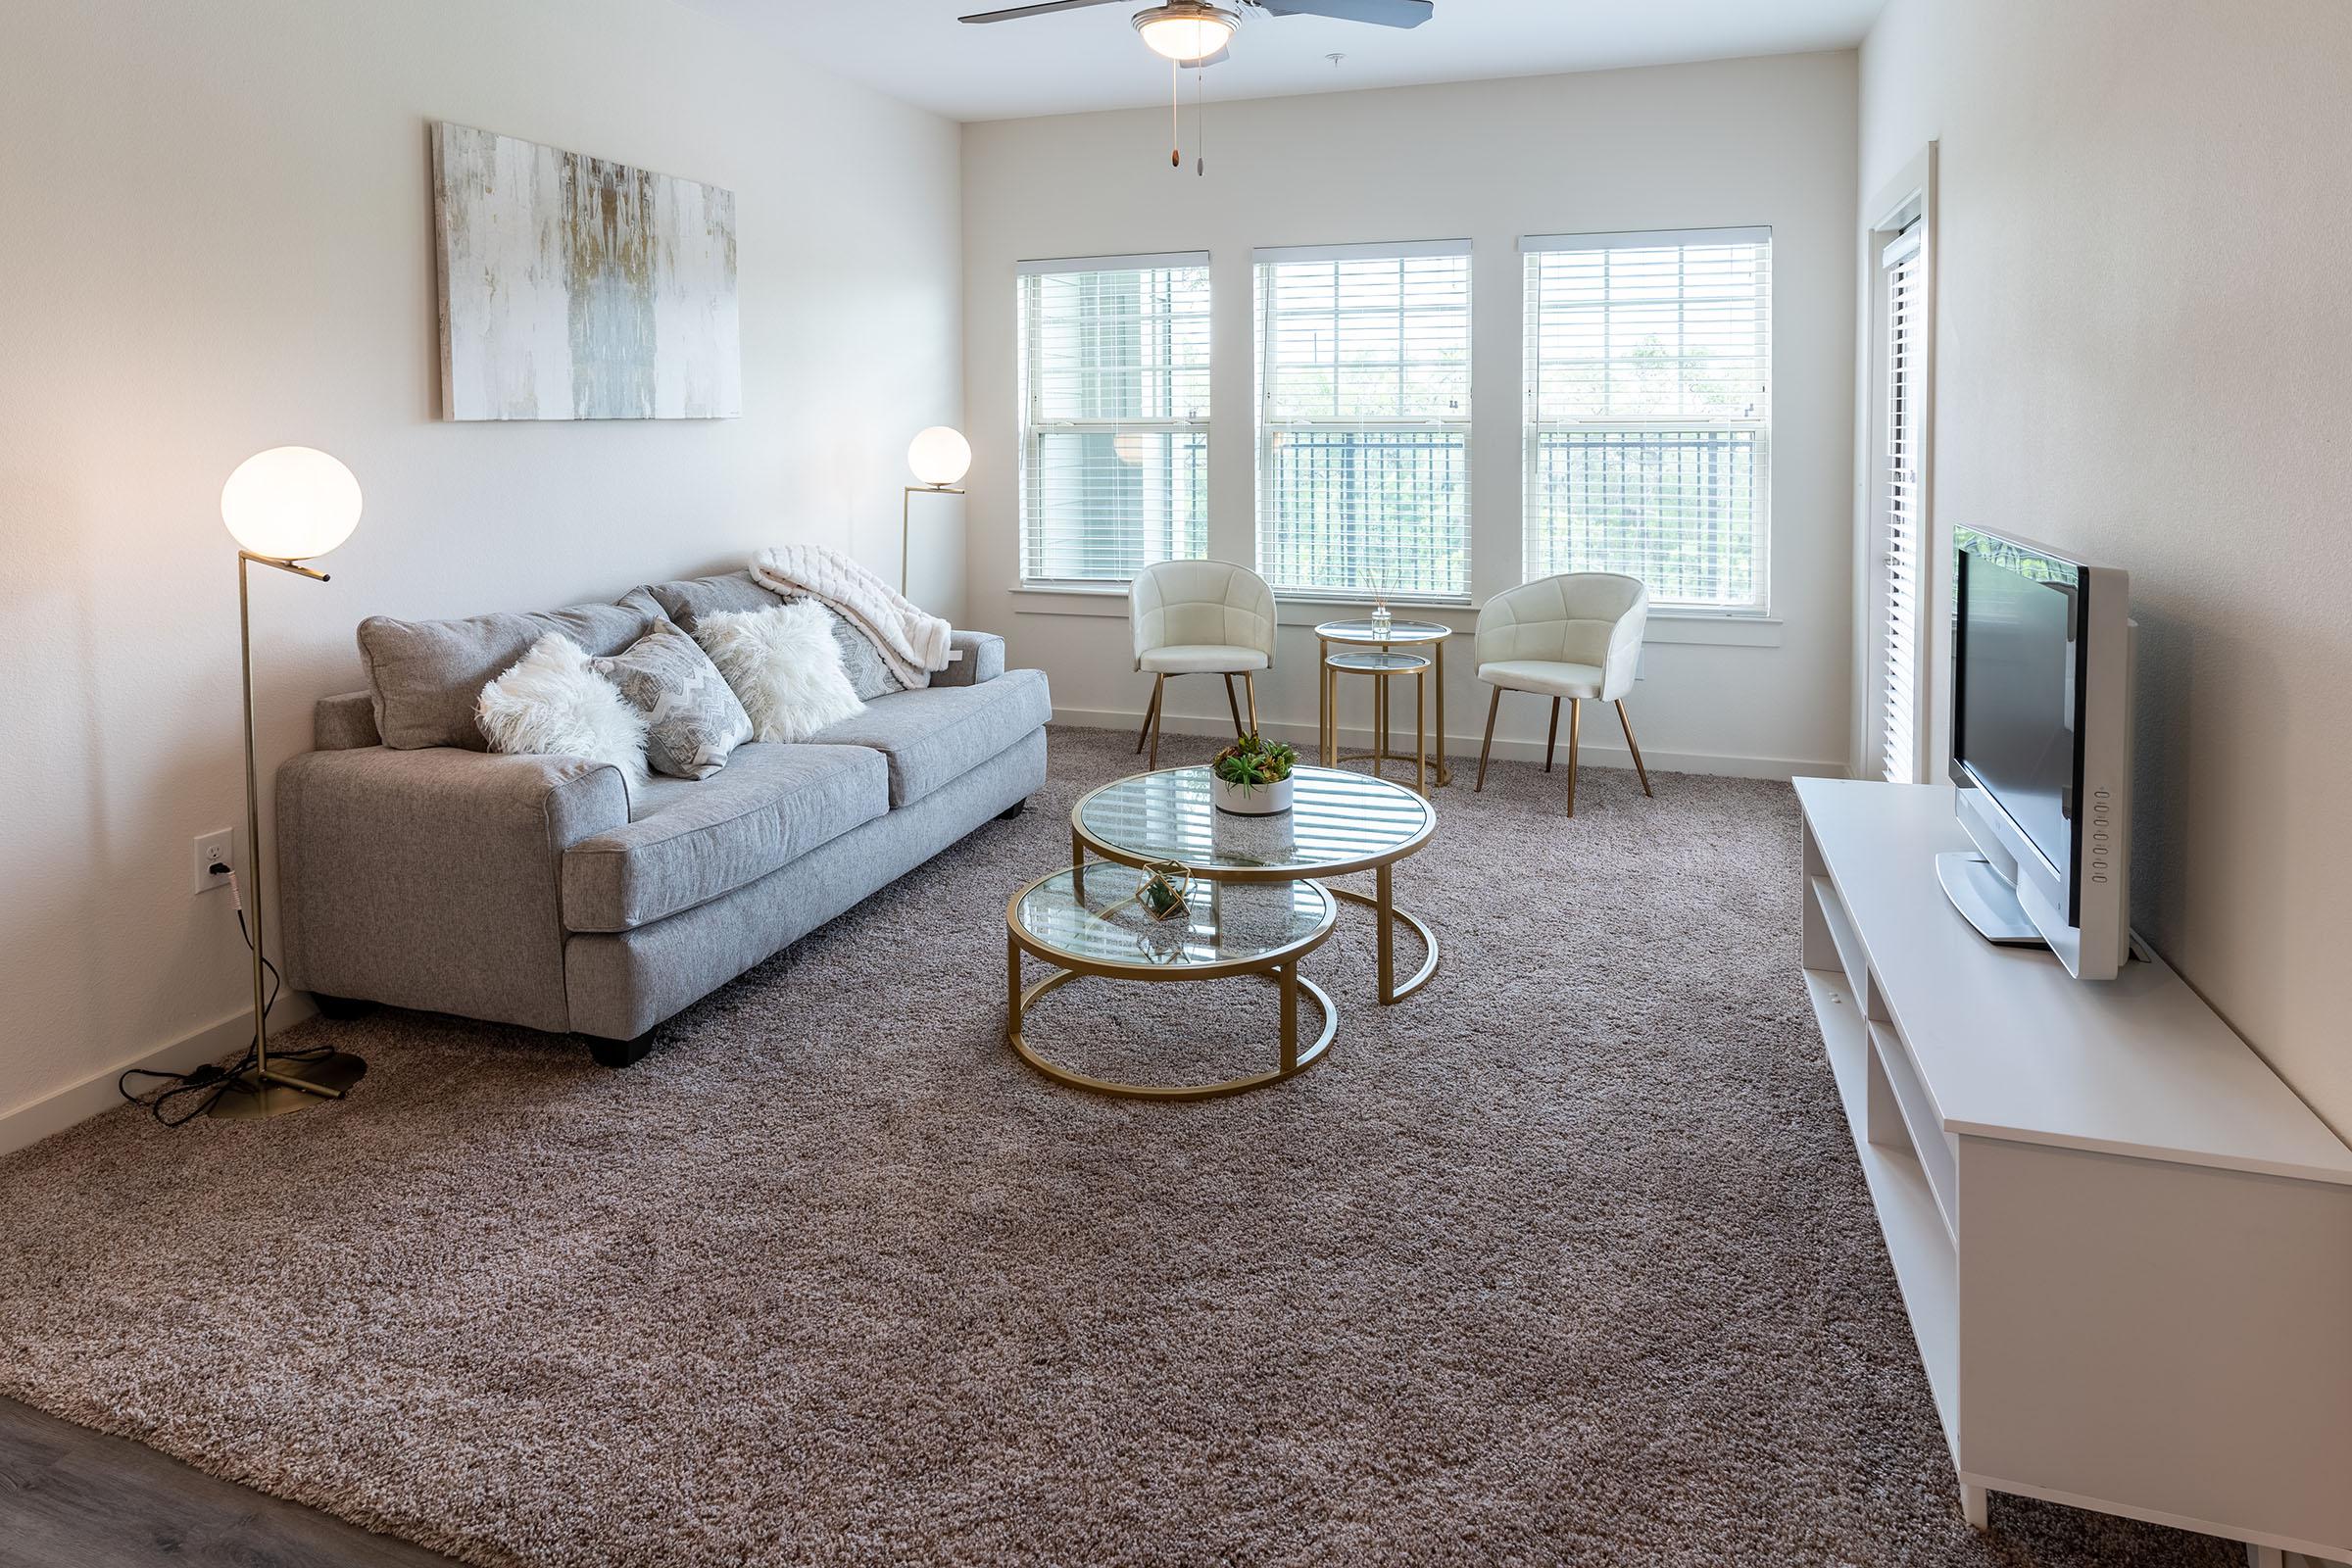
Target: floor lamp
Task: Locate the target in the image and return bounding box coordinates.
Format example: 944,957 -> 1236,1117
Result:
902,425 -> 970,597
209,446 -> 369,1121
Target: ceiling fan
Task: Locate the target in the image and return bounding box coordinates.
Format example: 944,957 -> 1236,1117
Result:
959,0 -> 1434,66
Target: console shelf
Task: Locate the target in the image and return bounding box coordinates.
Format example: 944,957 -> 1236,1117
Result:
1795,779 -> 2352,1563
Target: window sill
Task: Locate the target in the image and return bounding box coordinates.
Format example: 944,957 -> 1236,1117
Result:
1005,586 -> 1783,646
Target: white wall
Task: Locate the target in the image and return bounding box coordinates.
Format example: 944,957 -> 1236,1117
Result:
1858,0 -> 2352,1136
0,0 -> 961,1142
960,52 -> 1858,778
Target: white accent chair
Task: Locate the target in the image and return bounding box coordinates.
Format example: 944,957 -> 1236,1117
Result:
1127,560 -> 1278,770
1474,572 -> 1654,816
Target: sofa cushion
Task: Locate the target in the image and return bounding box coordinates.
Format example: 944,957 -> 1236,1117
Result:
360,601 -> 656,751
561,742 -> 888,932
808,667 -> 1050,808
627,573 -> 777,632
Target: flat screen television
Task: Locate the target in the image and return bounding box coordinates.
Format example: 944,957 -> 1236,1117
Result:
1943,525 -> 2133,980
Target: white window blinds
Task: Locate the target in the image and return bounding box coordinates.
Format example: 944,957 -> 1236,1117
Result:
1254,241 -> 1472,600
1018,254 -> 1211,585
1523,227 -> 1772,612
1881,222 -> 1925,782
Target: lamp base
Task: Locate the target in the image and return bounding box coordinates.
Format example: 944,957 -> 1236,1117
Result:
204,1052 -> 368,1121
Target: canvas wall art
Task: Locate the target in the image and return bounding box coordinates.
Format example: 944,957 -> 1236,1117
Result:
430,122 -> 741,421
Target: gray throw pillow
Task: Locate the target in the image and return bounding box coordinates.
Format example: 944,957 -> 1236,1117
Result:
591,620 -> 753,780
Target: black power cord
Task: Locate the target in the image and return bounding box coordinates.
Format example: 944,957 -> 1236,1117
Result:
118,867 -> 338,1127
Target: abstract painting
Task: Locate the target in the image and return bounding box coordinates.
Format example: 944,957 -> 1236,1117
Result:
430,122 -> 740,421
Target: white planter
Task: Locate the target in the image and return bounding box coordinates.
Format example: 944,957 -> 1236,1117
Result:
1213,773 -> 1294,815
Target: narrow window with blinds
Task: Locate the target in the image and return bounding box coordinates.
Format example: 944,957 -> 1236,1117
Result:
1254,242 -> 1472,600
1017,254 -> 1211,586
1522,227 -> 1772,612
1880,221 -> 1926,781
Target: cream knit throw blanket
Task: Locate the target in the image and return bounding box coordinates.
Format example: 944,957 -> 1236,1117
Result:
751,543 -> 953,691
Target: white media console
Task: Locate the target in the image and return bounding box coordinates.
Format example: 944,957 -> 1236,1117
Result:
1794,779 -> 2352,1564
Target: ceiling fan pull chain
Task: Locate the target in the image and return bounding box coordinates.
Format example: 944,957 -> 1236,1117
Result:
1171,58 -> 1182,168
1196,63 -> 1206,175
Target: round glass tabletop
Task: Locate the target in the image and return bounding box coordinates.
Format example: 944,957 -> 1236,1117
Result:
1074,765 -> 1436,880
1316,616 -> 1451,644
1010,866 -> 1334,973
1325,649 -> 1431,673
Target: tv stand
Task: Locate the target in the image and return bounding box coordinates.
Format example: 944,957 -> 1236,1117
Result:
1795,779 -> 2352,1563
1933,850 -> 2045,946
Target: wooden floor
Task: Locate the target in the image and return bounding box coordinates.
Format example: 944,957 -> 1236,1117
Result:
0,1396 -> 452,1568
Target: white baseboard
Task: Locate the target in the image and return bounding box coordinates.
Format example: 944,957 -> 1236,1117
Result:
0,996 -> 314,1157
1050,707 -> 1847,783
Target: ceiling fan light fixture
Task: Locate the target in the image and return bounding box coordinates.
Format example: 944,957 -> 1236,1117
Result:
1133,1 -> 1239,63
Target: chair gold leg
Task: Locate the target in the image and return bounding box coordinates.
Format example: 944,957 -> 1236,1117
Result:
1476,686 -> 1500,792
1136,675 -> 1162,754
1222,673 -> 1244,735
1617,700 -> 1654,798
1244,672 -> 1258,737
1544,697 -> 1560,772
1148,673 -> 1165,771
1565,697 -> 1581,817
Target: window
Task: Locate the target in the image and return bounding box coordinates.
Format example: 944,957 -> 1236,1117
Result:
1254,241 -> 1472,600
1017,254 -> 1211,585
1879,220 -> 1926,781
1523,227 -> 1772,612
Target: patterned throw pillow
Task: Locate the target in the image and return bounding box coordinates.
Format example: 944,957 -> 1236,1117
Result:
592,620 -> 753,780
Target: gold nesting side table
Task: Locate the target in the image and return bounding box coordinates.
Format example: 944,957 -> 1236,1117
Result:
1315,617 -> 1453,789
1322,649 -> 1431,797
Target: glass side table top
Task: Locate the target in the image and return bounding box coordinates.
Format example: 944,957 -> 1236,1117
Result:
1325,649 -> 1432,673
1010,866 -> 1334,974
1316,616 -> 1452,644
1074,765 -> 1436,879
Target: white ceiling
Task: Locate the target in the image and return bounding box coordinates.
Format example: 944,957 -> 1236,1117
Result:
689,0 -> 1885,122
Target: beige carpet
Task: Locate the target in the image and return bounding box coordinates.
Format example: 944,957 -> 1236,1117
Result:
0,727 -> 2236,1567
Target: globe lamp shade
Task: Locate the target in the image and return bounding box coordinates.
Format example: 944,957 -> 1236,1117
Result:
221,446 -> 363,562
1135,3 -> 1237,63
906,426 -> 972,489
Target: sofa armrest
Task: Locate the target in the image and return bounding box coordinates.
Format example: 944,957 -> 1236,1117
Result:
931,630 -> 1005,688
275,747 -> 629,1033
315,690 -> 381,751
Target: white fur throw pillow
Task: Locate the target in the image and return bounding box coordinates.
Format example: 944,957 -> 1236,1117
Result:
475,633 -> 650,785
693,602 -> 865,742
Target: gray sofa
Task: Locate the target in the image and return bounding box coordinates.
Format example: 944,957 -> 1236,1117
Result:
276,570 -> 1050,1064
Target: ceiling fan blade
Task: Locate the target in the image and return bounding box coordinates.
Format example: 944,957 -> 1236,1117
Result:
959,0 -> 1127,23
1251,0 -> 1434,26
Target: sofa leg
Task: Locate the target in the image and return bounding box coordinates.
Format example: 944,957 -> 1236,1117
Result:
997,799 -> 1028,820
587,1031 -> 658,1068
310,993 -> 373,1021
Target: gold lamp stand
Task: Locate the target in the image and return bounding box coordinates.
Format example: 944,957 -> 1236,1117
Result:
203,535 -> 367,1114
208,547 -> 368,1119
902,483 -> 964,597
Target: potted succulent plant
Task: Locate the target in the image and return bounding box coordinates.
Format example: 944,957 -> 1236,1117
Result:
1210,734 -> 1297,815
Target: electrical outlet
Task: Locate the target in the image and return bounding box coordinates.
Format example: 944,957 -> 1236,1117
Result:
192,828 -> 237,896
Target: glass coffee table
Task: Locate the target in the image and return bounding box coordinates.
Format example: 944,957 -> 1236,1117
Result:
1004,867 -> 1338,1100
1069,764 -> 1440,1005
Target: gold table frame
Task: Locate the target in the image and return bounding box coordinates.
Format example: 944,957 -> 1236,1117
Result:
1069,766 -> 1440,1006
1004,870 -> 1339,1101
1315,617 -> 1454,788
